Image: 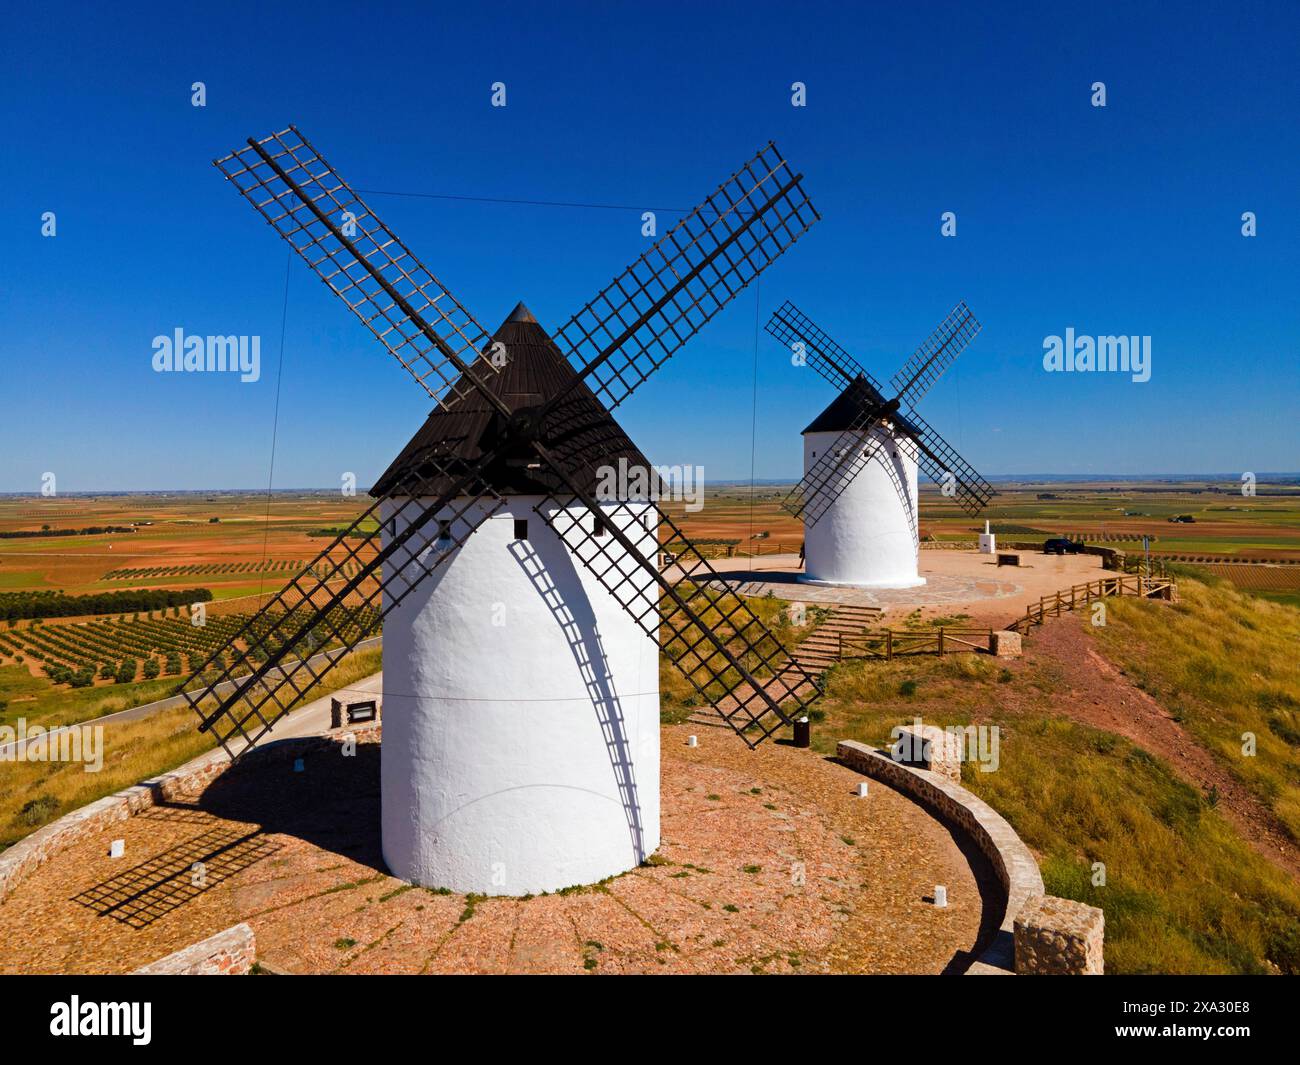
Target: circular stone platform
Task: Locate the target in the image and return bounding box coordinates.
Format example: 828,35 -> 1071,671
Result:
0,725 -> 997,975
691,549 -> 1110,626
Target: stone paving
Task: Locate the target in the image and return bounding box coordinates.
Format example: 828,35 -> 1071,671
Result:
0,724 -> 995,975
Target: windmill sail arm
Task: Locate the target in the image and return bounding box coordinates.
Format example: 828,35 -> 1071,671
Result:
548,142 -> 820,414
214,127 -> 501,412
764,300 -> 885,393
181,447 -> 506,758
903,407 -> 996,515
534,480 -> 822,747
781,410 -> 887,528
888,300 -> 982,409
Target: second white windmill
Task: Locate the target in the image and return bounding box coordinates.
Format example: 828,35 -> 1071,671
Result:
766,302 -> 995,588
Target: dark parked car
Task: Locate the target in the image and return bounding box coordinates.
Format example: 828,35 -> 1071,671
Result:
1043,538 -> 1085,555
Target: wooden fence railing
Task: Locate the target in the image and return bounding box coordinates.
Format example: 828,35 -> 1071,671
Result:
734,540 -> 800,558
661,540 -> 801,566
838,628 -> 994,661
1009,575 -> 1178,633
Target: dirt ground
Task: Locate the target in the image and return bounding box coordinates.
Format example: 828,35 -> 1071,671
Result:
697,548 -> 1110,629
0,724 -> 997,975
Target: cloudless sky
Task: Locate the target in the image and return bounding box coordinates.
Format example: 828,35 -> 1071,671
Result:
1,0 -> 1296,492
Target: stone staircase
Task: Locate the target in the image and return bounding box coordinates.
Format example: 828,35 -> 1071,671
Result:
788,604 -> 882,671
688,602 -> 883,733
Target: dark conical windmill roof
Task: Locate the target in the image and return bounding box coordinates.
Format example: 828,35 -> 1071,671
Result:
801,375 -> 921,439
371,304 -> 651,498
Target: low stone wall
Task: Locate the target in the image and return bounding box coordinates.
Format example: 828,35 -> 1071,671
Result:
133,922 -> 256,975
836,739 -> 1044,975
1014,896 -> 1104,975
0,725 -> 381,905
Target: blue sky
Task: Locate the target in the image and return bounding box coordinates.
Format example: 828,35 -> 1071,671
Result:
1,0 -> 1296,491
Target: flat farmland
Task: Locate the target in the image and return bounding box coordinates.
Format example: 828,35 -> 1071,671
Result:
919,480 -> 1300,561
0,492 -> 371,604
2,478 -> 1297,726
668,478 -> 1300,563
0,492 -> 376,728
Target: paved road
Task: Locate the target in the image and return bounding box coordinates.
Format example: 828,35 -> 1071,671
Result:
0,636 -> 381,758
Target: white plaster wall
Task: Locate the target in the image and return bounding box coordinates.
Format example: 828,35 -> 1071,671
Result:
800,428 -> 925,588
378,495 -> 660,896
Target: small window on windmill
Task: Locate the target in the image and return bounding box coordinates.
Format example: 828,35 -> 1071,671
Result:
436,520 -> 453,547
387,517 -> 397,538
513,518 -> 528,541
593,516 -> 607,537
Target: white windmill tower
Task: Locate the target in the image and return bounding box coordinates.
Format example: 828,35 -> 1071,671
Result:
185,128 -> 823,896
767,302 -> 995,588
798,385 -> 927,587
369,303 -> 664,893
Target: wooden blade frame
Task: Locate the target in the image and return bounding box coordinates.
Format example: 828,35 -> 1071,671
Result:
781,403 -> 886,524
889,300 -> 981,410
552,142 -> 820,412
214,127 -> 501,411
536,491 -> 822,746
903,407 -> 997,515
765,300 -> 884,392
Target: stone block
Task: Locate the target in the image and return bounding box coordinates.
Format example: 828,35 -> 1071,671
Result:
990,630 -> 1022,658
891,723 -> 961,783
133,922 -> 256,975
1014,895 -> 1104,975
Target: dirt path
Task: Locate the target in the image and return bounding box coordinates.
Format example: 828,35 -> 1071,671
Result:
1025,617 -> 1300,881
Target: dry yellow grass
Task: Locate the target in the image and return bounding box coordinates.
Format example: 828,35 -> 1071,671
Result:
1095,577 -> 1300,840
0,647 -> 382,850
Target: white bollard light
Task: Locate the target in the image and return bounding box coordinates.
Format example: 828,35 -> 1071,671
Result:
109,839 -> 125,859
856,781 -> 869,797
934,885 -> 948,907
686,735 -> 698,748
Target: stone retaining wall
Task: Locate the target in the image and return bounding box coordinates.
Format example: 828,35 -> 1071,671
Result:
133,922 -> 256,975
0,726 -> 381,906
836,739 -> 1044,975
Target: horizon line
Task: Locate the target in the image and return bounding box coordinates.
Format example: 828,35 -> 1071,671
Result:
2,472 -> 1299,497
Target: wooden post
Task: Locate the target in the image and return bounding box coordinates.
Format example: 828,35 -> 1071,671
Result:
887,630 -> 893,661
938,628 -> 945,656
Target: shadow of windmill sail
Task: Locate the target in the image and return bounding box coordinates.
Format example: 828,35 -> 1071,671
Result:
509,538 -> 648,866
